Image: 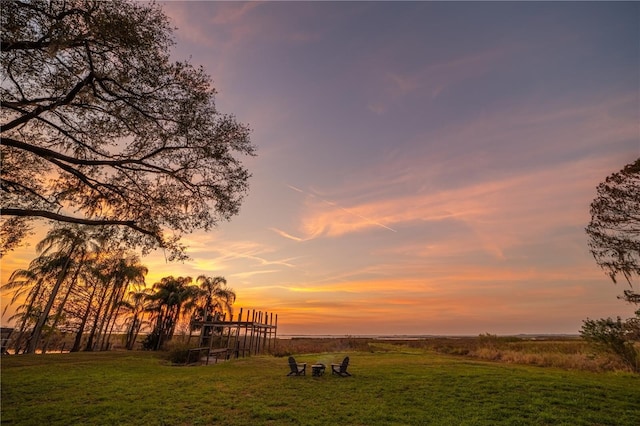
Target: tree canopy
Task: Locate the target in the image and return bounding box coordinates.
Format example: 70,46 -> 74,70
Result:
1,0 -> 255,260
586,158 -> 640,303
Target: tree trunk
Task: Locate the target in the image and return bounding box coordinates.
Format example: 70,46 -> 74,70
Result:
42,258 -> 83,353
71,281 -> 98,352
125,315 -> 139,350
101,283 -> 127,350
12,279 -> 45,354
103,303 -> 123,351
154,309 -> 168,350
84,278 -> 111,351
95,277 -> 121,350
26,249 -> 75,354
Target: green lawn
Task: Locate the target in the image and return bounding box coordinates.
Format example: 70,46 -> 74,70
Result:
1,349 -> 638,425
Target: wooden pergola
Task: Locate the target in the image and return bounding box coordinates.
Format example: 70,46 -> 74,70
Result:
1,327 -> 14,355
186,308 -> 278,365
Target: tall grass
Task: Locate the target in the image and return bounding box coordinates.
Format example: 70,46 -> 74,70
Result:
272,335 -> 631,372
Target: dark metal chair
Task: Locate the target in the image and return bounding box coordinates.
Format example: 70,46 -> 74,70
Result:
331,356 -> 351,377
287,356 -> 306,376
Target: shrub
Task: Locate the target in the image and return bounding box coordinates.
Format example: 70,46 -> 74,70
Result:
581,314 -> 639,373
162,342 -> 201,365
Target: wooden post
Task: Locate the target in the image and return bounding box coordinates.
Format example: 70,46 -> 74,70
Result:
232,308 -> 241,358
224,324 -> 232,359
205,319 -> 216,365
261,312 -> 268,352
248,310 -> 256,356
252,310 -> 258,355
242,309 -> 250,358
262,311 -> 267,353
274,314 -> 278,351
254,311 -> 262,355
268,312 -> 274,351
254,312 -> 259,355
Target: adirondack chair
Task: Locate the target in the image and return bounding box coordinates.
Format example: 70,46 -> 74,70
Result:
287,356 -> 306,376
331,356 -> 351,377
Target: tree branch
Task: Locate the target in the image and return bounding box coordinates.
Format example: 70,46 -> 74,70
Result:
1,72 -> 95,132
0,39 -> 86,51
1,137 -> 163,169
1,208 -> 162,243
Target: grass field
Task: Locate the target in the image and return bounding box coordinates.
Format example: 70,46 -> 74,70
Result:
2,344 -> 639,425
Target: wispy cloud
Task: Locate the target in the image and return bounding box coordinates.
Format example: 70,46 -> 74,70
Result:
230,269 -> 281,279
165,1 -> 324,51
284,148 -> 620,270
293,90 -> 637,246
367,44 -> 519,114
269,227 -> 311,243
276,184 -> 397,242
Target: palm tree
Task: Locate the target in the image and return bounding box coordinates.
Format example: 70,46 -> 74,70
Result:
82,249 -> 145,351
144,276 -> 200,350
99,253 -> 148,350
1,254 -> 64,353
69,254 -> 103,352
26,225 -> 98,354
83,257 -> 113,351
41,245 -> 98,353
4,226 -> 149,353
194,275 -> 236,321
120,288 -> 152,350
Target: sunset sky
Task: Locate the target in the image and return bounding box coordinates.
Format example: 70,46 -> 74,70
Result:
2,1 -> 639,336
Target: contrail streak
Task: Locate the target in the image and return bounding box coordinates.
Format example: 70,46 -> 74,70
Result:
286,184 -> 397,233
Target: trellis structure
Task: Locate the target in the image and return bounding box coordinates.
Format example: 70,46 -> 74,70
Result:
186,308 -> 277,364
1,327 -> 14,355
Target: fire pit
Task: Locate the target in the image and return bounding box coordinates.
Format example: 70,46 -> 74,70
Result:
311,363 -> 326,376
